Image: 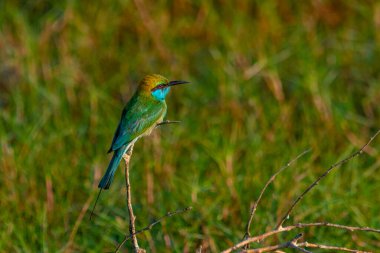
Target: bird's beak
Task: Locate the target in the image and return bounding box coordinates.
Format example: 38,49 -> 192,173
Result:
151,80 -> 190,91
167,80 -> 190,87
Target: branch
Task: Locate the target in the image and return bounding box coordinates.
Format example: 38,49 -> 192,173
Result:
122,145 -> 142,252
222,130 -> 380,253
276,129 -> 380,229
291,222 -> 380,233
156,120 -> 181,128
243,233 -> 312,253
286,233 -> 312,253
222,222 -> 380,252
243,149 -> 311,240
298,242 -> 371,253
115,206 -> 192,252
244,241 -> 371,253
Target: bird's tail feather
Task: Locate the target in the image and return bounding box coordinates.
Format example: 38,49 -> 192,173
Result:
90,145 -> 128,220
98,145 -> 128,189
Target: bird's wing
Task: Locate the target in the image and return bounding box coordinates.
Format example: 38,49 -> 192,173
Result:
108,96 -> 166,152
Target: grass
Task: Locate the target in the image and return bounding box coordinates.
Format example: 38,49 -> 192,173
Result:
1,1 -> 380,252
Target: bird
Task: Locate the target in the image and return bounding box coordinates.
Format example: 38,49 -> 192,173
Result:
90,74 -> 189,218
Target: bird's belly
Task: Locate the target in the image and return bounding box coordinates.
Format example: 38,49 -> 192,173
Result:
143,115 -> 165,137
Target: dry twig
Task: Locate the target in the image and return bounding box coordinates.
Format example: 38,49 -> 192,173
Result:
115,206 -> 192,252
243,149 -> 311,239
276,130 -> 380,229
222,221 -> 380,253
122,145 -> 143,252
244,240 -> 371,253
298,242 -> 371,253
222,130 -> 380,253
156,120 -> 181,127
242,233 -> 311,253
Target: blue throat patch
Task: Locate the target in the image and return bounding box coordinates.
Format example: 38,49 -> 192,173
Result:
151,87 -> 170,101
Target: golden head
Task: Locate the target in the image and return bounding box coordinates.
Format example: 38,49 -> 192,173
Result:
138,74 -> 169,92
137,74 -> 189,101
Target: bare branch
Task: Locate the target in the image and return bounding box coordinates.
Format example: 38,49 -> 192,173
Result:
243,233 -> 312,253
115,206 -> 192,252
244,241 -> 371,253
122,145 -> 142,252
156,120 -> 181,127
292,222 -> 380,233
276,129 -> 380,229
298,242 -> 371,253
222,222 -> 380,253
289,244 -> 312,253
287,233 -> 311,253
243,149 -> 311,239
223,130 -> 380,253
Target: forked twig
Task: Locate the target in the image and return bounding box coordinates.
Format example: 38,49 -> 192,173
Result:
223,222 -> 380,253
243,233 -> 311,253
222,130 -> 380,253
243,149 -> 311,239
115,206 -> 192,252
276,129 -> 380,229
244,241 -> 371,253
297,242 -> 371,253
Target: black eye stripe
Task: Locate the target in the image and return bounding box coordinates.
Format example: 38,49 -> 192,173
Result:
151,84 -> 167,92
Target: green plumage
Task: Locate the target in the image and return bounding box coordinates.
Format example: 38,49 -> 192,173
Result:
98,92 -> 166,189
98,74 -> 169,190
91,74 -> 188,219
107,92 -> 167,154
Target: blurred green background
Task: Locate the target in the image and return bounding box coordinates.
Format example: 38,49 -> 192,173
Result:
1,0 -> 380,252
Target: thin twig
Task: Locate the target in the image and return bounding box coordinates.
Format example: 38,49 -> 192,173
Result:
289,244 -> 312,253
276,129 -> 380,229
123,145 -> 141,252
222,222 -> 380,253
243,233 -> 312,253
298,242 -> 371,253
288,233 -> 311,253
292,222 -> 380,233
244,241 -> 371,253
156,120 -> 181,127
115,206 -> 192,252
223,130 -> 380,253
243,149 -> 311,239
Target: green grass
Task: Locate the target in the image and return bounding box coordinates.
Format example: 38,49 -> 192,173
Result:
1,1 -> 380,252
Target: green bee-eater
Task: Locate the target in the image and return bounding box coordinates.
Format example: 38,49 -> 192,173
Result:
99,74 -> 189,189
90,74 -> 188,218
